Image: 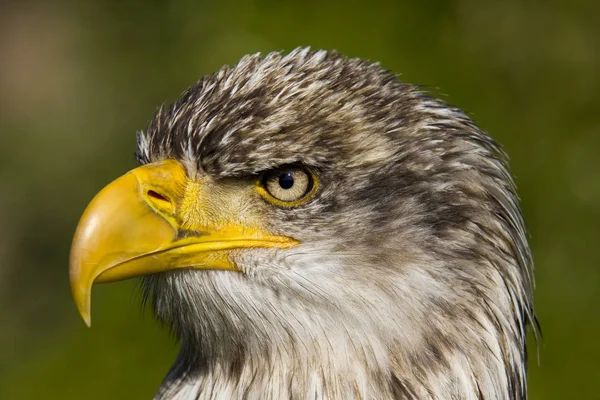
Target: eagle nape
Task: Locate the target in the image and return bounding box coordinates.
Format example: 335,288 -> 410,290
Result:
69,48 -> 535,399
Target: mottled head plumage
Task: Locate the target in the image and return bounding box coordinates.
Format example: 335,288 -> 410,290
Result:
136,48 -> 535,399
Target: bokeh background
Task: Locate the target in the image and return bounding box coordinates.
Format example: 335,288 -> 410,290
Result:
1,0 -> 598,398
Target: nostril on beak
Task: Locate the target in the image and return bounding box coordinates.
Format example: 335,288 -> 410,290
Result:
147,190 -> 169,202
145,189 -> 174,215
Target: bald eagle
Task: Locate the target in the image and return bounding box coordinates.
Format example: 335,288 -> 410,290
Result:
69,48 -> 535,399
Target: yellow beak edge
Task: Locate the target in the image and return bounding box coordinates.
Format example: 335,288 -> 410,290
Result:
69,160 -> 297,326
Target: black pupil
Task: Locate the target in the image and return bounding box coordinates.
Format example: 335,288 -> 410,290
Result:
278,172 -> 295,189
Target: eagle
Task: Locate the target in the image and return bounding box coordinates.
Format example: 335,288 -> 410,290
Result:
69,48 -> 535,399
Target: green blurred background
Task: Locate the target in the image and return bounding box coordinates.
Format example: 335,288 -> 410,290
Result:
1,0 -> 598,398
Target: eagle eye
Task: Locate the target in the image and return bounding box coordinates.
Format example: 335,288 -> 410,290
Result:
257,166 -> 318,206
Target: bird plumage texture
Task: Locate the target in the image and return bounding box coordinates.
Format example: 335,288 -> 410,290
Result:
136,48 -> 535,399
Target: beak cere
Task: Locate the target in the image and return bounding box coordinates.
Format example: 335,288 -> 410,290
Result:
69,159 -> 298,327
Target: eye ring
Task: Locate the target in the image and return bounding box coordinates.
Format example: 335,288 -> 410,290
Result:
256,166 -> 318,207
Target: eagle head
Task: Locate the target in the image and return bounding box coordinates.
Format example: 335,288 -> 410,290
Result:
69,48 -> 535,399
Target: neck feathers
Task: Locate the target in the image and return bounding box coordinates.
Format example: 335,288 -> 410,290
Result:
154,304 -> 527,400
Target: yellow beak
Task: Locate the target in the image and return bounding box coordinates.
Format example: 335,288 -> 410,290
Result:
69,159 -> 297,326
